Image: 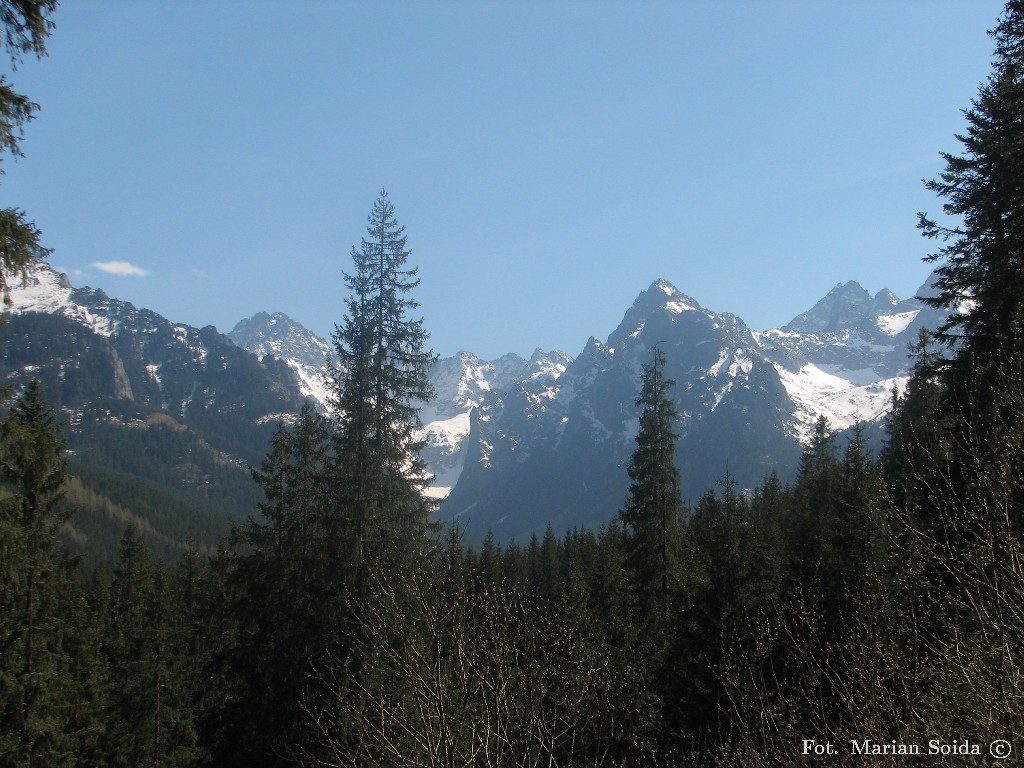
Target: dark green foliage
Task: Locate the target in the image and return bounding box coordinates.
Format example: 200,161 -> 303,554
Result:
0,312 -> 295,564
213,192 -> 440,765
619,346 -> 683,624
266,190 -> 442,763
217,406 -> 340,766
329,190 -> 437,580
914,0 -> 1024,559
919,1 -> 1024,360
786,415 -> 838,580
0,1 -> 55,63
0,379 -> 67,521
878,0 -> 1024,743
834,423 -> 886,589
98,526 -> 209,767
102,526 -> 165,764
0,379 -> 73,765
883,328 -> 947,504
59,463 -> 243,569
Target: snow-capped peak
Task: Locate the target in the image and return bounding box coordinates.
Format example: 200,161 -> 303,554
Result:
785,280 -> 874,333
4,262 -> 74,313
228,312 -> 332,410
6,262 -> 133,339
648,278 -> 702,314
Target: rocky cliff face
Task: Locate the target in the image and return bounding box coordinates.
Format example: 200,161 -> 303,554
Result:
3,265 -> 306,460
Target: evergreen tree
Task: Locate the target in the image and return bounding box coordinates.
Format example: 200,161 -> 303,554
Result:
0,379 -> 73,766
218,405 -> 338,767
316,190 -> 437,762
883,327 -> 947,506
786,416 -> 839,587
913,0 -> 1024,546
220,194 -> 439,762
914,1 -> 1024,549
328,188 -> 437,580
476,530 -> 502,588
835,423 -> 887,590
99,526 -> 207,767
905,1 -> 1024,736
919,0 -> 1024,363
619,346 -> 683,624
164,539 -> 212,767
58,561 -> 108,764
102,526 -> 175,767
616,347 -> 687,761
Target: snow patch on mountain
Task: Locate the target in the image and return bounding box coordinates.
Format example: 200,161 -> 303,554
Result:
775,362 -> 905,437
8,265 -> 120,338
7,265 -> 73,312
654,278 -> 701,314
707,347 -> 754,379
425,350 -> 571,495
875,310 -> 920,336
421,410 -> 473,500
256,412 -> 301,427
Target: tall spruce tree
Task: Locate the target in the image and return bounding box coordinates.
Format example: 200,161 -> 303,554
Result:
310,190 -> 437,764
619,346 -> 682,624
329,189 -> 437,578
786,416 -> 838,582
919,0 -> 1024,363
0,379 -> 72,765
914,0 -> 1024,504
902,0 -> 1024,737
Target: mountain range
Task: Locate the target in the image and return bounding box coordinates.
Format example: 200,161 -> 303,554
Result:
1,263 -> 944,551
438,277 -> 944,540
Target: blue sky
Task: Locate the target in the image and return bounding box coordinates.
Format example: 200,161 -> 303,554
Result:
2,1 -> 1006,359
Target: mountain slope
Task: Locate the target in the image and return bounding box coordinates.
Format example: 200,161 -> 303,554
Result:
440,279 -> 800,540
757,273 -> 945,438
439,275 -> 945,541
1,264 -> 310,562
233,275 -> 945,542
229,311 -> 333,408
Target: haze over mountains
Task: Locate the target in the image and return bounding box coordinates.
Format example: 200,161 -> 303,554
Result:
1,263 -> 944,547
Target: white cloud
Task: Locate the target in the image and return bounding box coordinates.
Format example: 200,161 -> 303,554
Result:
91,260 -> 150,277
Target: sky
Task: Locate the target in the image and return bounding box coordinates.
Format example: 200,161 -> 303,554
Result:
0,0 -> 1008,360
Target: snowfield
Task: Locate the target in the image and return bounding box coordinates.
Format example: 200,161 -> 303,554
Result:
775,362 -> 906,439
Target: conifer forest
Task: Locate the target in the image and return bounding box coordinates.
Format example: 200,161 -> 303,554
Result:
4,1 -> 1024,765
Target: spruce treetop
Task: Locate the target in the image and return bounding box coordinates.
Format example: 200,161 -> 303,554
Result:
918,0 -> 1024,356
